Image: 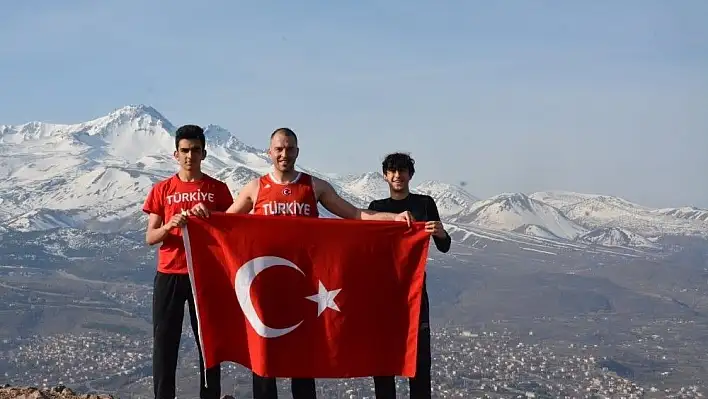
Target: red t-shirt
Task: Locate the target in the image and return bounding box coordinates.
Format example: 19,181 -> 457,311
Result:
142,173 -> 234,274
252,172 -> 319,217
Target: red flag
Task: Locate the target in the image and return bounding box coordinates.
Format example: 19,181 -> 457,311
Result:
182,212 -> 431,378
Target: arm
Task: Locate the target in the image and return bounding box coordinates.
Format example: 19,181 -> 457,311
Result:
225,179 -> 258,214
143,185 -> 168,245
427,197 -> 451,253
317,178 -> 397,220
145,213 -> 169,245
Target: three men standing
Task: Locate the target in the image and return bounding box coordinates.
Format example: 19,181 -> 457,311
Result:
143,125 -> 450,399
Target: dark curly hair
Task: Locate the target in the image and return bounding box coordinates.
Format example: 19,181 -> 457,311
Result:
381,152 -> 415,176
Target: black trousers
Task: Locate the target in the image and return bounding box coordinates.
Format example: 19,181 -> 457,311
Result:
251,374 -> 316,398
153,271 -> 221,399
373,281 -> 432,399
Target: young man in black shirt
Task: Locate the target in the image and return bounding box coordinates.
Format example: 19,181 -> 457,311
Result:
368,152 -> 451,399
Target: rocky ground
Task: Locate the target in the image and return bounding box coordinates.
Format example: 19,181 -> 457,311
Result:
0,385 -> 241,399
0,385 -> 114,399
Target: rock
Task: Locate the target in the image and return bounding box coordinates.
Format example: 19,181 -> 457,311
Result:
28,390 -> 50,399
50,385 -> 65,394
0,384 -> 115,399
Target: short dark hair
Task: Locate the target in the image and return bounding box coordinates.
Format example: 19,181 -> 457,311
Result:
270,127 -> 298,145
382,152 -> 415,176
175,125 -> 206,149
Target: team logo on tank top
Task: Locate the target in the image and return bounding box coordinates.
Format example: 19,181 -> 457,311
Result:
255,172 -> 319,217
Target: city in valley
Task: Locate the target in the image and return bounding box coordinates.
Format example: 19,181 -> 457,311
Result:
1,317 -> 705,398
1,225 -> 707,398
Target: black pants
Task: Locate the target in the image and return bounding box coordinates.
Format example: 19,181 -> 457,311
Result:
373,282 -> 432,399
153,271 -> 221,399
252,374 -> 316,398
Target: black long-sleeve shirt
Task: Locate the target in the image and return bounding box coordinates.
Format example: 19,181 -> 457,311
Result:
367,193 -> 452,253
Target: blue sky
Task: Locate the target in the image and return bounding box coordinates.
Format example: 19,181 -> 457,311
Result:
1,1 -> 707,207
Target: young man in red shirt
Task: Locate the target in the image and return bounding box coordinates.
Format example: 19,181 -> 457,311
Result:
226,128 -> 414,399
143,125 -> 234,399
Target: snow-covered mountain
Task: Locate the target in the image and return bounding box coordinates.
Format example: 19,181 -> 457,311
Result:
0,105 -> 357,230
452,193 -> 587,240
577,227 -> 659,249
337,172 -> 390,205
529,191 -> 708,239
413,181 -> 480,219
651,206 -> 708,222
1,104 -> 707,253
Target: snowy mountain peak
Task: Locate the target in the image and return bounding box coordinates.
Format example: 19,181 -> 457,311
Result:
80,104 -> 174,139
0,119 -> 71,143
203,124 -> 232,144
415,180 -> 477,198
0,103 -> 175,149
105,104 -> 172,127
459,192 -> 587,240
338,172 -> 389,201
529,190 -> 708,238
413,180 -> 480,218
488,192 -> 537,211
529,190 -> 650,213
202,124 -> 265,155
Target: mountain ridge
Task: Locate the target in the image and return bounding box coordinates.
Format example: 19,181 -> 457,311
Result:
1,104 -> 707,253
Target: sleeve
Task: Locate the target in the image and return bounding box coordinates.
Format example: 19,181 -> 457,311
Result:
216,182 -> 235,212
142,184 -> 163,216
367,200 -> 379,211
426,196 -> 451,253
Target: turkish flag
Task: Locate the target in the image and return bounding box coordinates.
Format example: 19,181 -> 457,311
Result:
182,212 -> 431,378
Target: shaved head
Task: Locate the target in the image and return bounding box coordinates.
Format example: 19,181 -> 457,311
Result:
270,127 -> 298,145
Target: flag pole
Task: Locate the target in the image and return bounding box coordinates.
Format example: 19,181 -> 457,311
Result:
182,220 -> 209,389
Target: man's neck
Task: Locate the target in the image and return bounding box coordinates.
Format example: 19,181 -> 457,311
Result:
390,190 -> 410,200
177,169 -> 203,182
271,169 -> 299,183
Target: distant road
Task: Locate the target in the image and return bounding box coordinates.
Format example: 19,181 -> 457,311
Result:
56,270 -> 151,288
0,265 -> 151,289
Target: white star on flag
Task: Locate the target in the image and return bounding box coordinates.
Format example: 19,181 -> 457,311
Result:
305,280 -> 341,317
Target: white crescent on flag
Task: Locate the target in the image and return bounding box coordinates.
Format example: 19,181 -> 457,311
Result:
234,255 -> 342,339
